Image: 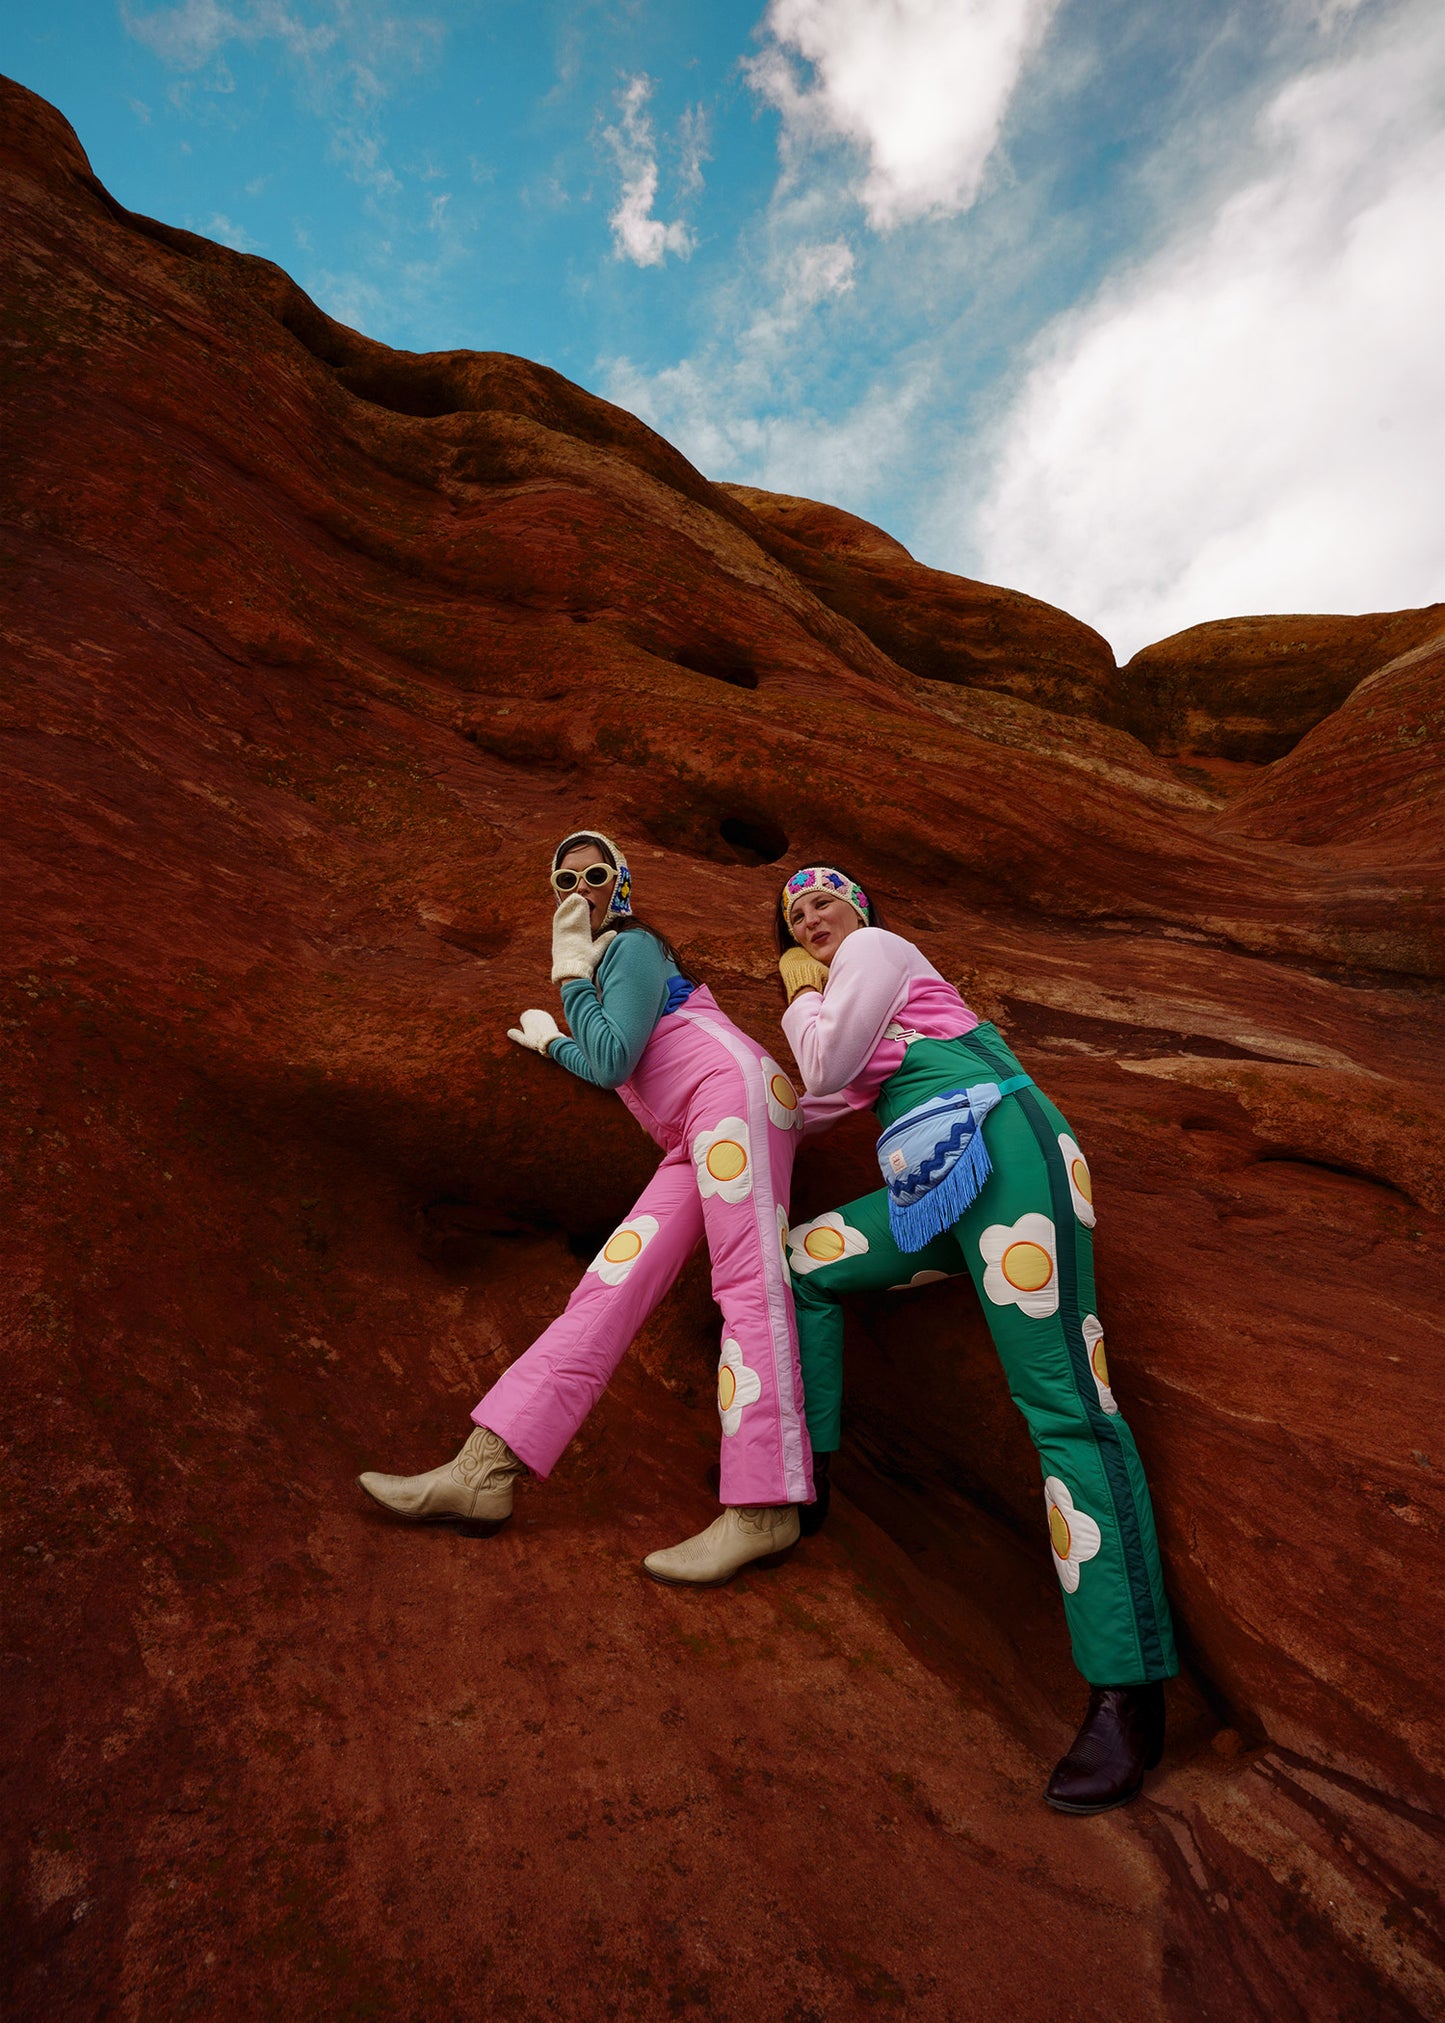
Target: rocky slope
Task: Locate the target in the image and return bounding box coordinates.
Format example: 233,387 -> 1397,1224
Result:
1117,609 -> 1445,762
2,76 -> 1442,2023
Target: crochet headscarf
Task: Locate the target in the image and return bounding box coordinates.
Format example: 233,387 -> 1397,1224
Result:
552,830 -> 634,921
780,865 -> 871,942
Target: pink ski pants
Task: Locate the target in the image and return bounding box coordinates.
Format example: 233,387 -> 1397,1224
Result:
472,988 -> 814,1507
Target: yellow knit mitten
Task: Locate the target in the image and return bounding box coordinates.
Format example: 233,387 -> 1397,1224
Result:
779,946 -> 830,1001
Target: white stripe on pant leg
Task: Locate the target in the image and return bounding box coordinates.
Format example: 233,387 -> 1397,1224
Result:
679,1010 -> 810,1504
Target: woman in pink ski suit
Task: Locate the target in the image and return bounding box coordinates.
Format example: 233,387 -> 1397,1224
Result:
359,830 -> 813,1586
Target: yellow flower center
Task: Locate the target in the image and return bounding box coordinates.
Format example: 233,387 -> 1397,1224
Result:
706,1139 -> 748,1182
769,1073 -> 799,1111
718,1366 -> 737,1411
1071,1156 -> 1093,1204
1049,1504 -> 1072,1560
603,1229 -> 643,1265
1002,1239 -> 1052,1291
804,1225 -> 847,1262
1091,1338 -> 1110,1387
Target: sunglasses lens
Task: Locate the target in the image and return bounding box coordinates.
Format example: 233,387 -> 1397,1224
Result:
553,869 -> 579,891
584,864 -> 612,887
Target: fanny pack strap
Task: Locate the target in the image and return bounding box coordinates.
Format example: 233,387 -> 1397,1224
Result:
960,1026 -> 1024,1081
877,1071 -> 1032,1147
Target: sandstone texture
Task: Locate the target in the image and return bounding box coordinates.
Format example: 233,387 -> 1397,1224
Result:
3,77 -> 1443,2023
721,481 -> 1123,721
1118,609 -> 1445,762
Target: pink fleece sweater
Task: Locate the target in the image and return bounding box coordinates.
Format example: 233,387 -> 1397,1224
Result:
780,927 -> 979,1132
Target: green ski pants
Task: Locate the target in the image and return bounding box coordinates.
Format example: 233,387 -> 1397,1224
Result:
789,1025 -> 1177,1687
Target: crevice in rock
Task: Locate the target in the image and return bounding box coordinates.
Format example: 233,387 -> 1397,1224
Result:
414,1193 -> 536,1267
334,360 -> 468,419
668,644 -> 759,690
638,800 -> 789,867
1250,1152 -> 1413,1200
1002,998 -> 1291,1063
276,298 -> 351,369
718,815 -> 789,865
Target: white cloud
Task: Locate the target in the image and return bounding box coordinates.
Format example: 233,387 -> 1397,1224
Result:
123,1 -> 441,193
204,210 -> 263,250
309,267 -> 388,333
601,189 -> 871,499
123,0 -> 335,71
784,236 -> 854,310
605,348 -> 927,515
742,236 -> 855,352
676,102 -> 710,200
1298,0 -> 1369,24
962,9 -> 1445,659
602,75 -> 696,267
747,0 -> 1062,229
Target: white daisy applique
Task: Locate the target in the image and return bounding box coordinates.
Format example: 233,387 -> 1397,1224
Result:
717,1338 -> 762,1436
586,1214 -> 659,1287
979,1213 -> 1059,1318
1058,1134 -> 1096,1228
787,1212 -> 869,1276
761,1056 -> 801,1132
1080,1314 -> 1117,1414
693,1118 -> 752,1203
1044,1476 -> 1102,1593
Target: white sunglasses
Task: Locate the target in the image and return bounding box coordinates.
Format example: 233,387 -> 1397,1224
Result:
551,863 -> 615,894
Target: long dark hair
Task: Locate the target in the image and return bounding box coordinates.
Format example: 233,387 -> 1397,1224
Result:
774,864 -> 883,957
553,832 -> 701,987
614,915 -> 701,987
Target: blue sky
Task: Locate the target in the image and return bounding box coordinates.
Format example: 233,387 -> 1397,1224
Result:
4,0 -> 1442,657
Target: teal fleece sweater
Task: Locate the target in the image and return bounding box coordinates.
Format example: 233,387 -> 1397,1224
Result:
551,929 -> 687,1089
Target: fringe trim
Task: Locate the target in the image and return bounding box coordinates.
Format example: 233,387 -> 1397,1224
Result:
888,1127 -> 994,1253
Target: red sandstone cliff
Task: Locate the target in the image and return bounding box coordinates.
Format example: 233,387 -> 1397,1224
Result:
2,75 -> 1442,2023
1117,608 -> 1445,762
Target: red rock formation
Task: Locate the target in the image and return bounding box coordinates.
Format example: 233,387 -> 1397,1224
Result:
1221,629 -> 1445,853
1117,608 -> 1445,762
722,480 -> 1125,721
3,75 -> 1442,2022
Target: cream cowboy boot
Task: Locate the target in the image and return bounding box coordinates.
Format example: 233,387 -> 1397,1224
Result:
358,1425 -> 526,1525
642,1505 -> 800,1587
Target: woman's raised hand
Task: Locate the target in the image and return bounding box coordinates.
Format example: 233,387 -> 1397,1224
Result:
508,1007 -> 563,1055
551,892 -> 616,984
779,946 -> 829,1002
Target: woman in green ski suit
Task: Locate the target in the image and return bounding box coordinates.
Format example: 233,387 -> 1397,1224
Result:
776,864 -> 1178,1814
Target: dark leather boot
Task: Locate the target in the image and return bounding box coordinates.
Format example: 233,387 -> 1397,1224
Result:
1044,1683 -> 1166,1814
798,1451 -> 832,1537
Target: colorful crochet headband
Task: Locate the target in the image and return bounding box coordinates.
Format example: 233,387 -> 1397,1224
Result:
781,865 -> 870,925
553,830 -> 633,920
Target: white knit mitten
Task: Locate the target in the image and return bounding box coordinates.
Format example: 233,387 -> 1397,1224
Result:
551,893 -> 616,984
507,1008 -> 562,1054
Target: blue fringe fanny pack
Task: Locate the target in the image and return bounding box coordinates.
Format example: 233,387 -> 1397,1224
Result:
876,1076 -> 1033,1251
